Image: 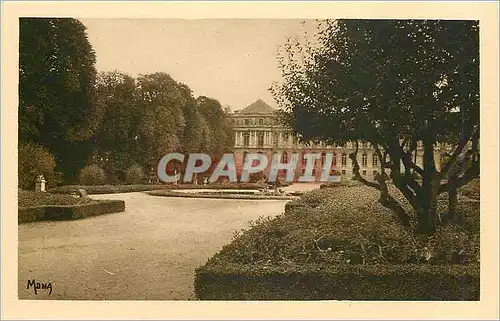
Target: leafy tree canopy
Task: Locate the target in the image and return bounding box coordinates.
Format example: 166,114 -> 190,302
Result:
273,19 -> 479,233
19,18 -> 99,180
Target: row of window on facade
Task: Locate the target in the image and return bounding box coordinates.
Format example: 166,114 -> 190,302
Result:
239,131 -> 291,147
236,130 -> 452,151
232,118 -> 279,126
237,132 -> 383,149
243,151 -> 380,167
293,152 -> 379,167
299,167 -> 379,177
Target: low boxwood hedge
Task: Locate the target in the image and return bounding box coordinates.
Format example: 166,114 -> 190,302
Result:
19,200 -> 125,224
49,183 -> 268,194
195,261 -> 479,300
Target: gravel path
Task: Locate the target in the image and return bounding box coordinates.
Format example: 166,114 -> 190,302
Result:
18,192 -> 288,300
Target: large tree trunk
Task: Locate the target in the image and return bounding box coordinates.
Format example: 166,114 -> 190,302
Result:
418,138 -> 439,234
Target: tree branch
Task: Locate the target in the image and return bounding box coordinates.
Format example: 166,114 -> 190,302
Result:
439,158 -> 480,193
400,148 -> 424,176
349,141 -> 381,190
367,142 -> 412,228
440,128 -> 478,178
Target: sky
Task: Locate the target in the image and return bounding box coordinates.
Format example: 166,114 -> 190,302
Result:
79,18 -> 320,110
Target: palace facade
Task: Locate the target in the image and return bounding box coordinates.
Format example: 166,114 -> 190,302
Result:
231,99 -> 447,182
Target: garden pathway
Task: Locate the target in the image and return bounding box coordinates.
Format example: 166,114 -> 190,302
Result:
18,192 -> 289,300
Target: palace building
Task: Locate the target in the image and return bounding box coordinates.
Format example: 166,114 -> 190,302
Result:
231,99 -> 448,182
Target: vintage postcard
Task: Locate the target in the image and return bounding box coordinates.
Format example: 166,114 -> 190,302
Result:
1,1 -> 499,320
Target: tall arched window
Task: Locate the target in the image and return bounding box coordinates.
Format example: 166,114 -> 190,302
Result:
332,153 -> 337,166
281,152 -> 288,163
272,132 -> 279,146
243,132 -> 250,147
341,153 -> 347,166
257,132 -> 264,147
372,154 -> 378,167
362,153 -> 368,167
282,132 -> 290,146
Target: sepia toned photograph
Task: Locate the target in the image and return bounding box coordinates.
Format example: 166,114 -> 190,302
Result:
15,16 -> 483,301
2,2 -> 499,319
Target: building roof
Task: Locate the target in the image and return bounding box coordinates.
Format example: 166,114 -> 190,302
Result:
238,99 -> 275,114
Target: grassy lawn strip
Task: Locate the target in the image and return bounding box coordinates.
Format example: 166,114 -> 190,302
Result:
195,180 -> 480,300
18,190 -> 125,224
49,183 -> 269,194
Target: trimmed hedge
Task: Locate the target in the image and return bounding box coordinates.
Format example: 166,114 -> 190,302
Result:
194,183 -> 480,300
459,178 -> 480,200
195,262 -> 479,300
49,183 -> 269,194
18,190 -> 93,208
19,200 -> 125,224
148,190 -> 296,200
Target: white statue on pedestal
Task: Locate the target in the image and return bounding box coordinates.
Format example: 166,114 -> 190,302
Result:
35,174 -> 46,192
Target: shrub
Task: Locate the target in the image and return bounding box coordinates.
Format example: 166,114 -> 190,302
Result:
18,190 -> 92,208
18,143 -> 62,190
208,186 -> 480,267
78,164 -> 106,185
19,200 -> 125,224
320,179 -> 362,189
249,172 -> 265,183
459,178 -> 480,200
194,183 -> 481,301
298,190 -> 325,208
125,164 -> 145,184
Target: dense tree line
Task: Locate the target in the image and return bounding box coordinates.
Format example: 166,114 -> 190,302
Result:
91,71 -> 233,182
19,18 -> 233,187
